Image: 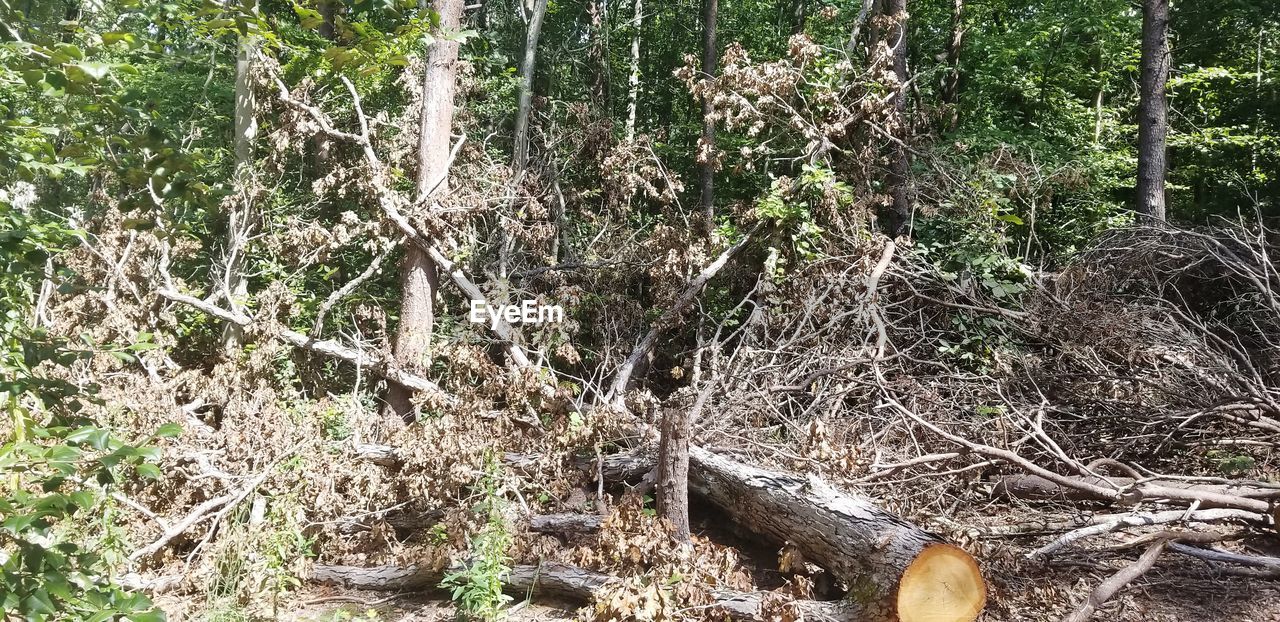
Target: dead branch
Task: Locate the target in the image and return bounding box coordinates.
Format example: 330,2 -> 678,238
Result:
882,397 -> 1276,514
995,473 -> 1278,514
156,288 -> 456,404
607,225 -> 760,407
271,72 -> 534,371
1060,539 -> 1167,622
129,442 -> 306,563
1030,508 -> 1265,559
1168,542 -> 1280,571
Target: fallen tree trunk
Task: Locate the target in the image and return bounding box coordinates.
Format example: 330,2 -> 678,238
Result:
311,561 -> 854,620
685,446 -> 985,621
588,446 -> 985,621
335,444 -> 986,620
529,513 -> 604,534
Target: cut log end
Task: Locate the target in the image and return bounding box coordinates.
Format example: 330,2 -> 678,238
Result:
897,543 -> 986,622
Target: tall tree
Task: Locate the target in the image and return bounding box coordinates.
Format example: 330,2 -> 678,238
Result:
221,0 -> 258,352
625,0 -> 642,143
385,0 -> 466,419
847,0 -> 876,55
512,0 -> 548,175
789,0 -> 805,35
884,0 -> 911,234
941,0 -> 964,131
699,0 -> 718,237
586,0 -> 610,114
1136,0 -> 1169,222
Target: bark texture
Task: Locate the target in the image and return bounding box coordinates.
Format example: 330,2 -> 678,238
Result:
385,0 -> 464,419
529,513 -> 605,534
941,0 -> 964,130
625,0 -> 642,142
698,0 -> 719,237
655,405 -> 691,541
512,0 -> 548,174
687,446 -> 964,619
1136,0 -> 1169,222
221,0 -> 258,352
593,445 -> 984,620
883,0 -> 911,235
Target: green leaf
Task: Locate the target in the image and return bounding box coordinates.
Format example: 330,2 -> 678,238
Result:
68,62 -> 113,82
153,423 -> 183,438
22,589 -> 55,615
135,463 -> 162,480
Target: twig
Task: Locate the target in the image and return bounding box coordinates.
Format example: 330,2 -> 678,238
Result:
313,244 -> 393,336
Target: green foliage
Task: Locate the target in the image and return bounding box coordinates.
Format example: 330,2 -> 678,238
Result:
755,164 -> 851,265
1207,450 -> 1257,477
441,457 -> 514,622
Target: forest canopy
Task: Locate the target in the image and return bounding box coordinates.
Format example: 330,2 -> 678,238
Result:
1,0 -> 1278,620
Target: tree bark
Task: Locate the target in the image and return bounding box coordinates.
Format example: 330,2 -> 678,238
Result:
318,0 -> 336,41
589,445 -> 985,621
883,0 -> 911,235
512,0 -> 548,175
686,446 -> 984,621
1136,0 -> 1169,222
941,0 -> 964,131
529,513 -> 604,534
698,0 -> 719,237
221,0 -> 258,353
625,0 -> 642,143
655,405 -> 691,541
586,0 -> 610,114
385,0 -> 464,420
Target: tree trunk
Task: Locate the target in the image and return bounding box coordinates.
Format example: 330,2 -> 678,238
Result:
846,0 -> 876,56
686,446 -> 985,621
698,0 -> 718,237
311,561 -> 858,620
1136,0 -> 1169,222
221,0 -> 258,353
318,0 -> 336,41
587,0 -> 610,115
655,405 -> 691,541
941,0 -> 964,131
350,443 -> 988,621
789,0 -> 805,35
512,0 -> 548,175
385,0 -> 464,420
625,0 -> 642,143
883,0 -> 911,236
